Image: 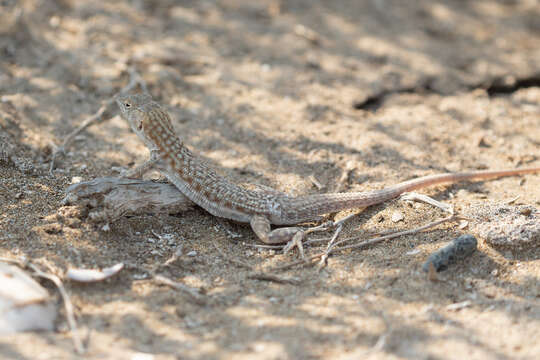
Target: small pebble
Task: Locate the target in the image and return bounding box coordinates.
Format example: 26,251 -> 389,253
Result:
422,234 -> 478,273
132,273 -> 149,280
71,176 -> 83,184
187,250 -> 197,257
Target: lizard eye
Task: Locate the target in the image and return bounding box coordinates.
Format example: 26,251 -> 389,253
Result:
124,102 -> 131,108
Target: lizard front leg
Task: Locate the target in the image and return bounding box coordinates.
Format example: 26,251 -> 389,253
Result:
121,149 -> 162,178
250,215 -> 306,259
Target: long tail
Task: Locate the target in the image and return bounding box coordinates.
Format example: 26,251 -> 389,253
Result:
279,167 -> 540,224
369,167 -> 540,204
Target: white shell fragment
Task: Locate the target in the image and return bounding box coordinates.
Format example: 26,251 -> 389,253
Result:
0,262 -> 57,334
391,211 -> 404,223
66,263 -> 124,283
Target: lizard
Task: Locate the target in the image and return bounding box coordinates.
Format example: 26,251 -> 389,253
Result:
115,93 -> 540,256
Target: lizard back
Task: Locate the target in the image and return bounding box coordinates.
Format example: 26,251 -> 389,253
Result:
140,102 -> 280,222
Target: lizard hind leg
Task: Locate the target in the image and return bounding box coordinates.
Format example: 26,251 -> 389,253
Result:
250,215 -> 306,259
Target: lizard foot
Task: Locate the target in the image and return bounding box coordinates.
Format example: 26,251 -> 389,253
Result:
282,231 -> 305,260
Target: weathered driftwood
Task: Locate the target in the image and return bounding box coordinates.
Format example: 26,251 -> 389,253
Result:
63,177 -> 194,222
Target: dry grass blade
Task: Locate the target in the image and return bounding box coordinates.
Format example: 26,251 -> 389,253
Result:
154,275 -> 207,305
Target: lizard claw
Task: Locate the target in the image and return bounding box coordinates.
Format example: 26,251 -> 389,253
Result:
283,231 -> 306,260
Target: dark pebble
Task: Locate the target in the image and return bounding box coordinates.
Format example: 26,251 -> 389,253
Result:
422,234 -> 478,272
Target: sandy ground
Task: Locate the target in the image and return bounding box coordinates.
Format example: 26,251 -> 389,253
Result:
1,0 -> 540,359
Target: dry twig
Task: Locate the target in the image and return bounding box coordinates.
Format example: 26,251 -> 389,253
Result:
270,215 -> 459,272
242,243 -> 284,250
316,223 -> 343,271
153,275 -> 207,305
247,272 -> 301,285
212,242 -> 301,284
332,215 -> 458,251
125,248 -> 207,305
400,192 -> 454,214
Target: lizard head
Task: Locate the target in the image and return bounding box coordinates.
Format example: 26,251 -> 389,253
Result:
116,93 -> 181,152
116,93 -> 152,119
116,92 -> 159,149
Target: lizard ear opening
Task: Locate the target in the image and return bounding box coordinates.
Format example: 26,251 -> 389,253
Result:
137,120 -> 143,131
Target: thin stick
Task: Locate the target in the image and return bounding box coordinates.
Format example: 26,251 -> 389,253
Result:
505,195 -> 520,205
306,228 -> 394,245
27,263 -> 84,354
332,215 -> 458,250
242,243 -> 284,250
125,260 -> 207,304
333,212 -> 360,227
49,67 -> 146,173
304,220 -> 334,235
270,215 -> 458,272
247,272 -> 301,285
400,192 -> 454,214
212,242 -> 300,284
153,275 -> 207,305
317,223 -> 343,271
269,252 -> 323,272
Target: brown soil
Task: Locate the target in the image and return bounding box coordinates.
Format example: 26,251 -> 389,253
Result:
1,1 -> 540,359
